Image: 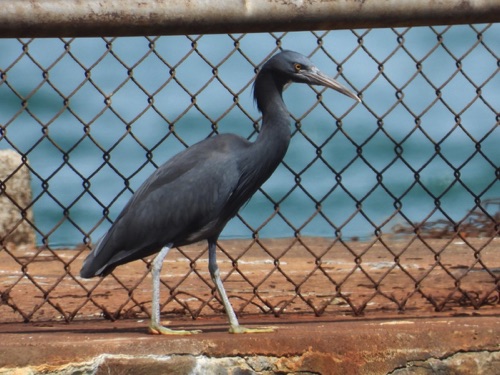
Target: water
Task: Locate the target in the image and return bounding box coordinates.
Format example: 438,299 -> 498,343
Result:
0,26 -> 498,247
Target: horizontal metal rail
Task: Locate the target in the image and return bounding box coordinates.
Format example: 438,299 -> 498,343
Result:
1,0 -> 500,38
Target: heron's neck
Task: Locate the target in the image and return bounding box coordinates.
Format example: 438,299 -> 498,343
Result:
254,70 -> 291,150
248,70 -> 292,179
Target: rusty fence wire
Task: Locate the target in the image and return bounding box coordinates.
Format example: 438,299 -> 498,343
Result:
0,25 -> 499,324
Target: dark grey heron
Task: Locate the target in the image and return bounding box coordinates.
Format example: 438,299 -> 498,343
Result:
80,50 -> 359,335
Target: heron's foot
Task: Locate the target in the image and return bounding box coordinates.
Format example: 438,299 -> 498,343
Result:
149,322 -> 202,335
229,325 -> 275,334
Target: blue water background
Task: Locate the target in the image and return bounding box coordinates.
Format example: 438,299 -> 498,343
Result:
0,26 -> 498,247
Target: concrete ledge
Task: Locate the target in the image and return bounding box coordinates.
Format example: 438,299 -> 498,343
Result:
0,315 -> 498,374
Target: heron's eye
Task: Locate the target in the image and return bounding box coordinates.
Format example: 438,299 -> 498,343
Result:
294,63 -> 302,72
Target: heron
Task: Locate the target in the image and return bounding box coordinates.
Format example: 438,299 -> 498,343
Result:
80,50 -> 359,335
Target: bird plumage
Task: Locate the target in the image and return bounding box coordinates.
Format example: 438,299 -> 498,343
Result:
81,134 -> 255,277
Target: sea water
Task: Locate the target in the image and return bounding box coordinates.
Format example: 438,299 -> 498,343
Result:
0,27 -> 498,247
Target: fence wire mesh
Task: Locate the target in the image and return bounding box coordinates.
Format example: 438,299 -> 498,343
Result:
0,25 -> 499,324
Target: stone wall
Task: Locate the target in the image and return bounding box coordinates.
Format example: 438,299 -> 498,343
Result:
0,149 -> 36,247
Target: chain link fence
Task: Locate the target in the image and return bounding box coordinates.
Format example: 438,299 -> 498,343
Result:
0,24 -> 498,323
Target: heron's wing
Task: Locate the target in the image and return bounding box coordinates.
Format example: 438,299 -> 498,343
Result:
80,134 -> 250,277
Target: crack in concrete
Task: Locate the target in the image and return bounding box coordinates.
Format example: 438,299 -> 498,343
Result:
0,353 -> 324,375
388,350 -> 500,375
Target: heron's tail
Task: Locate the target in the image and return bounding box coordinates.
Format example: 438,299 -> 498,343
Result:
79,236 -> 113,278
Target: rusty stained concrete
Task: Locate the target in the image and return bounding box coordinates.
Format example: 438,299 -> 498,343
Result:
0,315 -> 498,374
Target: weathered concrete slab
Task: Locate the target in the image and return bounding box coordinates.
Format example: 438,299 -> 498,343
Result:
2,237 -> 499,324
0,315 -> 498,374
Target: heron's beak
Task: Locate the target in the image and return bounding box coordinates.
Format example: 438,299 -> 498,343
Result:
303,68 -> 361,102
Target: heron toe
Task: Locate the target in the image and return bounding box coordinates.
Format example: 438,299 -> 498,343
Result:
228,325 -> 276,334
148,322 -> 202,335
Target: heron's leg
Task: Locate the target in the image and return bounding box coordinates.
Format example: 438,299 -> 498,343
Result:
149,245 -> 201,335
208,241 -> 274,334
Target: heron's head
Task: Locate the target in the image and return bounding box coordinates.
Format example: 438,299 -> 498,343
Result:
262,50 -> 360,102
